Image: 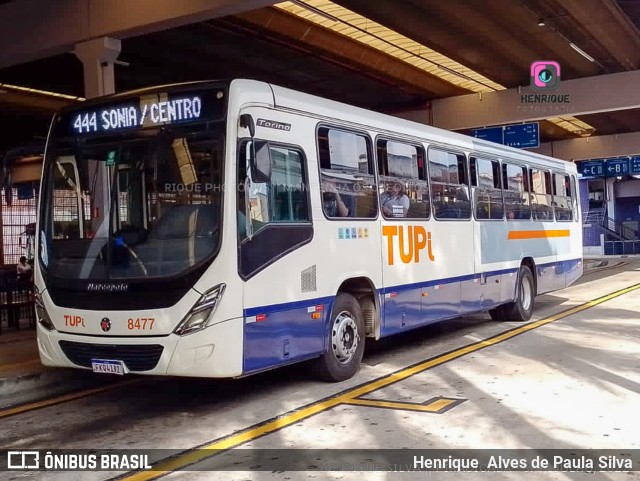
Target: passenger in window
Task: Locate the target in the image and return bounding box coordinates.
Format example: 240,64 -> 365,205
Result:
507,210 -> 515,220
323,179 -> 350,217
454,186 -> 469,202
380,180 -> 410,218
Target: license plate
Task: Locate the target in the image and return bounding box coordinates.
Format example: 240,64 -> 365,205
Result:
91,359 -> 126,375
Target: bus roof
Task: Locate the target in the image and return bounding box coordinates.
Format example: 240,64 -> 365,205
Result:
261,80 -> 575,172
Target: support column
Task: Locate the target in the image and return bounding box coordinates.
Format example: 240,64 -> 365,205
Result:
74,37 -> 121,239
74,37 -> 121,99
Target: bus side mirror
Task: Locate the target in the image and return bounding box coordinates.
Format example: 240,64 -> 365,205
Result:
239,114 -> 255,138
246,140 -> 270,184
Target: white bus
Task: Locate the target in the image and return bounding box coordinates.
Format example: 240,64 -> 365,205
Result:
34,79 -> 582,382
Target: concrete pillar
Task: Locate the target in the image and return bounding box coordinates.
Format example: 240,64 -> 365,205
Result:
74,37 -> 121,239
74,37 -> 121,99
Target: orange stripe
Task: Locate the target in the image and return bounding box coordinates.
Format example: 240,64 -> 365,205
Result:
508,229 -> 570,240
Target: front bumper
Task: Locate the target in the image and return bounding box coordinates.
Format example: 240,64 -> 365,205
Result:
37,316 -> 244,378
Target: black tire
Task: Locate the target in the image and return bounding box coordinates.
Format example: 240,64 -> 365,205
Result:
500,265 -> 536,322
313,293 -> 365,382
489,304 -> 507,321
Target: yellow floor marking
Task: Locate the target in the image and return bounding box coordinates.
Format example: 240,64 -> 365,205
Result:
0,378 -> 140,419
119,281 -> 640,481
0,358 -> 41,374
343,397 -> 457,412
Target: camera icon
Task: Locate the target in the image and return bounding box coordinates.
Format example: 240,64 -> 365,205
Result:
530,61 -> 561,90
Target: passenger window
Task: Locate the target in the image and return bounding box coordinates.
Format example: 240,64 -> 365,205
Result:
318,127 -> 377,219
570,175 -> 579,222
238,141 -> 309,239
428,148 -> 470,220
530,168 -> 553,221
52,158 -> 84,239
377,139 -> 429,219
470,157 -> 503,220
502,163 -> 531,220
553,173 -> 573,221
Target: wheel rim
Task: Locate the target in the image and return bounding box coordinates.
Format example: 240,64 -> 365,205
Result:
331,311 -> 359,364
520,276 -> 533,312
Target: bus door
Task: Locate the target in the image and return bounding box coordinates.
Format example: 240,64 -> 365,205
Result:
237,125 -> 320,373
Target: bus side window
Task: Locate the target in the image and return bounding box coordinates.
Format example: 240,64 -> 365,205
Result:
502,162 -> 531,220
553,172 -> 573,221
428,148 -> 470,220
570,174 -> 579,222
471,156 -> 503,220
377,139 -> 429,219
237,141 -> 310,240
530,168 -> 553,221
317,126 -> 377,219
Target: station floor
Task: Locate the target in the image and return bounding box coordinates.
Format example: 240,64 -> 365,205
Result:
1,257 -> 639,481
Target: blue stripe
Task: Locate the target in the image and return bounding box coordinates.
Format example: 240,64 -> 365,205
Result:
381,268 -> 520,294
243,258 -> 581,315
244,296 -> 333,317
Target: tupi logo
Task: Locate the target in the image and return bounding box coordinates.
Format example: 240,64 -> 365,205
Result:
382,225 -> 434,265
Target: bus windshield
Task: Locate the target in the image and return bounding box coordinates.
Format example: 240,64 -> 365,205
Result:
39,126 -> 224,281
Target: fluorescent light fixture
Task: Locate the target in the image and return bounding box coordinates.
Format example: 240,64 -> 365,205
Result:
289,0 -> 339,22
569,43 -> 595,62
0,82 -> 84,101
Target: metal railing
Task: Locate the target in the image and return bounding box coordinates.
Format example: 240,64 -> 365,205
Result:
583,208 -> 638,242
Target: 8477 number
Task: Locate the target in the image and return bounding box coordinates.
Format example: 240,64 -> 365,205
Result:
128,318 -> 155,331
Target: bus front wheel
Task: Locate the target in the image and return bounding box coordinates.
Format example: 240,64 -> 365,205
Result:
489,265 -> 535,322
314,293 -> 365,382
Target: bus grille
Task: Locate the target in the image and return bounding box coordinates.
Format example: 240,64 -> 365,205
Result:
58,341 -> 164,372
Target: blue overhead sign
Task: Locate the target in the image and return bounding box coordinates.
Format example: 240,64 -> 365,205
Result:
577,159 -> 605,178
472,126 -> 503,144
472,123 -> 539,149
604,157 -> 629,176
629,155 -> 640,175
504,122 -> 539,148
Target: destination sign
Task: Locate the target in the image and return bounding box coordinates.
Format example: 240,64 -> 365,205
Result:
53,86 -> 227,138
72,97 -> 202,134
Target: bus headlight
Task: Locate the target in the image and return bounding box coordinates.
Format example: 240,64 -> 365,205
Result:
174,284 -> 226,336
34,286 -> 55,331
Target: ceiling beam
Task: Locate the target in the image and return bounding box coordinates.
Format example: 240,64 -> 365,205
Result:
534,130 -> 640,160
546,0 -> 640,71
0,0 -> 277,69
0,89 -> 75,113
397,69 -> 640,131
231,8 -> 468,100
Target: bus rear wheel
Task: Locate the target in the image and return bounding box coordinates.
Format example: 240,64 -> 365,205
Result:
314,293 -> 365,382
490,265 -> 535,322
